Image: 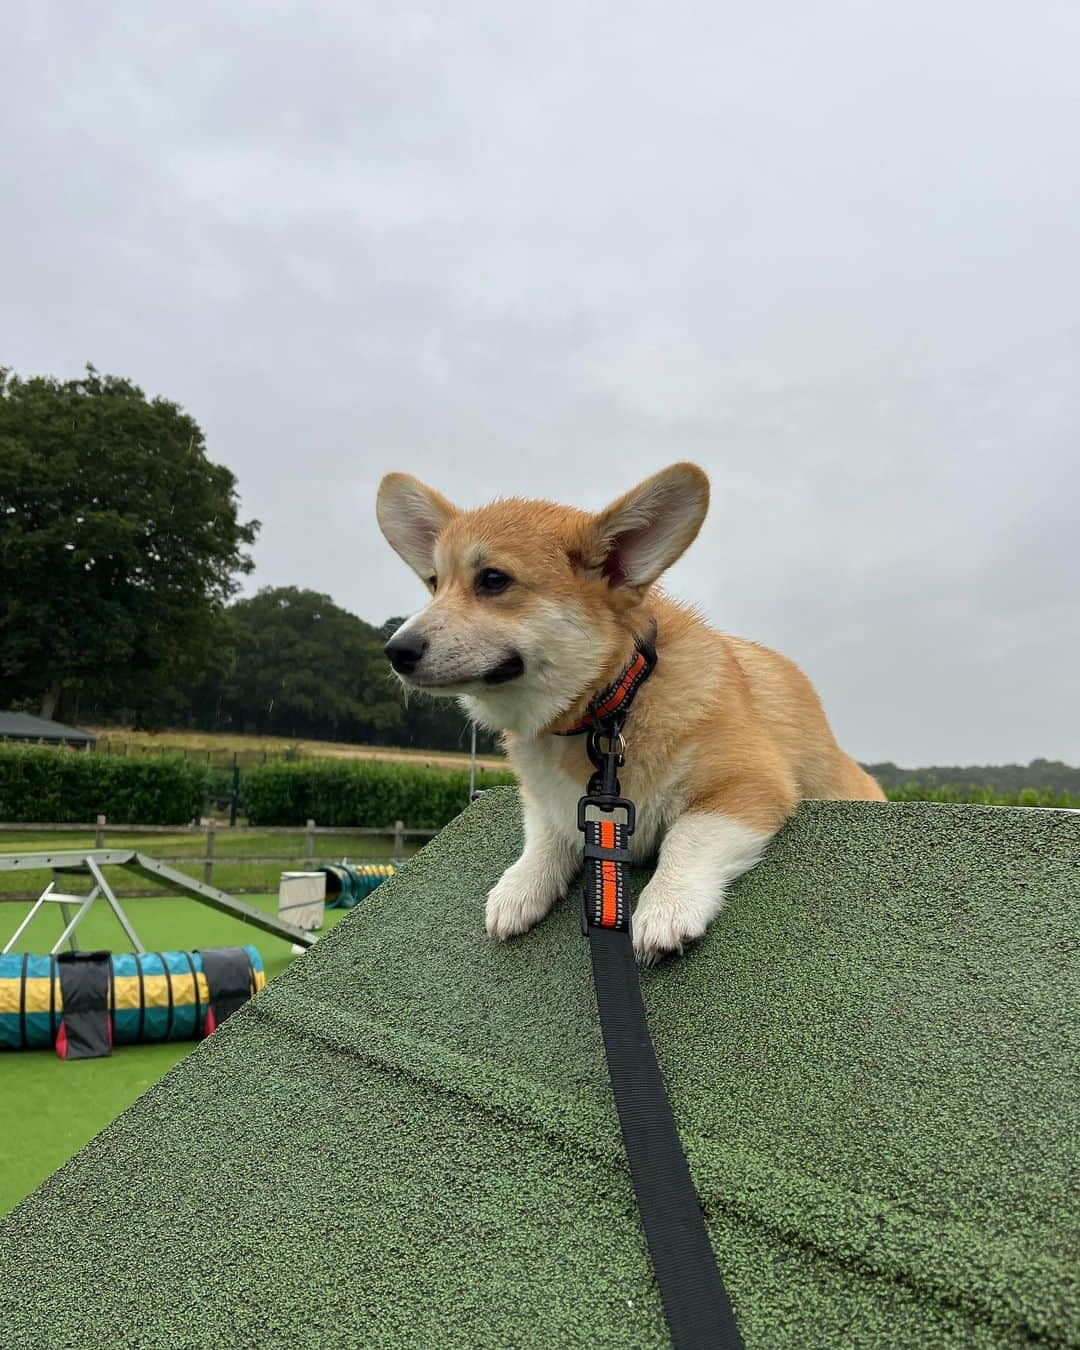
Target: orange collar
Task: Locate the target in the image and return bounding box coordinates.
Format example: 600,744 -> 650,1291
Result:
554,624 -> 657,736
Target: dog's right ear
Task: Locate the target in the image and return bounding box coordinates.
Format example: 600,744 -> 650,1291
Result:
588,462 -> 710,596
376,473 -> 457,580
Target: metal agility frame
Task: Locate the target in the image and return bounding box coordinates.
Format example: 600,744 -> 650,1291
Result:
1,849 -> 316,955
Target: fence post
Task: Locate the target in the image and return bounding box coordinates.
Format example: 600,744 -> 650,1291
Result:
393,819 -> 404,863
304,819 -> 316,870
204,819 -> 216,885
229,757 -> 240,828
95,814 -> 106,849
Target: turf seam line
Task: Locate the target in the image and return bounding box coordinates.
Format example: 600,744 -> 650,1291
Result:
244,988 -> 1073,1345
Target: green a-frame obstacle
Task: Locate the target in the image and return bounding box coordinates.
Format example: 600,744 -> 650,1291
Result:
0,848 -> 317,955
0,792 -> 1076,1346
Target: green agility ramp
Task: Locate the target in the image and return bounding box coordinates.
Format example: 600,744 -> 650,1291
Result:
0,792 -> 1075,1347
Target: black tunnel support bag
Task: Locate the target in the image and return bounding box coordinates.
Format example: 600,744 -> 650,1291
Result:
55,951 -> 113,1060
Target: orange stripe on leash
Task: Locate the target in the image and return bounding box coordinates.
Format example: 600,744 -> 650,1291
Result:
601,862 -> 617,927
600,819 -> 617,926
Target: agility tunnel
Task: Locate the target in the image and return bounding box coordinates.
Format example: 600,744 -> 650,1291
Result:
0,946 -> 264,1056
0,791 -> 1076,1345
319,861 -> 395,909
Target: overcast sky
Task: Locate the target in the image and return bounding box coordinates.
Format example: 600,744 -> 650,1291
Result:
5,2 -> 1078,764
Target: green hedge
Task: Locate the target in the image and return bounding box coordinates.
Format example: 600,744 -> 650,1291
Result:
243,758 -> 517,829
6,742 -> 1073,830
0,744 -> 206,825
238,760 -> 1080,827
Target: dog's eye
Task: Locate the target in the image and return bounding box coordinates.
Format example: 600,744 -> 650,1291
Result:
476,568 -> 513,595
427,575 -> 437,590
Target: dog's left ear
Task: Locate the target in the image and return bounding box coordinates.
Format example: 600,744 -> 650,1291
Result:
590,463 -> 710,593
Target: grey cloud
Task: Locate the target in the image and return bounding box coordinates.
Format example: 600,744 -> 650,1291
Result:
4,0 -> 1078,762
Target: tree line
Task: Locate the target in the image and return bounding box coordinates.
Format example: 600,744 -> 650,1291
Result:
0,366 -> 489,752
173,587 -> 493,753
1,366 -> 1075,777
865,759 -> 1080,796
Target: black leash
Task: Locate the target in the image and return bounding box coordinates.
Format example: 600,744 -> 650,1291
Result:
576,650 -> 744,1349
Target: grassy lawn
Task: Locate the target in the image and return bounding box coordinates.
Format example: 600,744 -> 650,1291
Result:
0,891 -> 351,1216
0,827 -> 415,899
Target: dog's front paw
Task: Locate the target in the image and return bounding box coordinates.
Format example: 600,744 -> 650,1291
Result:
485,864 -> 555,942
632,889 -> 711,966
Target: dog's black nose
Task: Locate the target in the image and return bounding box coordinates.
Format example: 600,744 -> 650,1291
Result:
384,633 -> 428,674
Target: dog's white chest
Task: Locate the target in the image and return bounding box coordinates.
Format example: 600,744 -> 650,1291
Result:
510,739 -> 684,862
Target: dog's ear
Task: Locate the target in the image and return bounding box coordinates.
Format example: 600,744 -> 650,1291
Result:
590,463 -> 709,593
377,473 -> 457,579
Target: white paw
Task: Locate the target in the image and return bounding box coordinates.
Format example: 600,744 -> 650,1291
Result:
485,865 -> 555,942
632,891 -> 712,966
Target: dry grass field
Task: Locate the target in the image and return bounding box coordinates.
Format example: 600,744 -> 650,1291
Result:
86,726 -> 507,772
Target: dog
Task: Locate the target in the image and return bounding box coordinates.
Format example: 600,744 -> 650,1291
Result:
377,463 -> 885,963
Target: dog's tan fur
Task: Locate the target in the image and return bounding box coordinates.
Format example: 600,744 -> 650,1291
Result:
377,463 -> 883,961
553,598 -> 883,831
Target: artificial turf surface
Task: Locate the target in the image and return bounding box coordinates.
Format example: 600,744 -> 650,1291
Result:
0,791 -> 1076,1347
0,891 -> 346,1215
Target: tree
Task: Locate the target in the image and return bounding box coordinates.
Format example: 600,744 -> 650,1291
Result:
0,366 -> 257,721
212,588 -> 404,742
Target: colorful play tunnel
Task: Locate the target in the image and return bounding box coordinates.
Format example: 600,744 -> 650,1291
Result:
319,862 -> 395,910
0,946 -> 265,1055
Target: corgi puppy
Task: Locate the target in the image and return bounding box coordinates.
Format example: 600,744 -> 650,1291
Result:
377,464 -> 885,964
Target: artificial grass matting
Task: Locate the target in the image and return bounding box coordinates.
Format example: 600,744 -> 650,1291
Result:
0,792 -> 1075,1348
0,893 -> 346,1216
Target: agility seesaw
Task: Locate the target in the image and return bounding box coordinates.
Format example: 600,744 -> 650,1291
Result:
0,847 -> 317,956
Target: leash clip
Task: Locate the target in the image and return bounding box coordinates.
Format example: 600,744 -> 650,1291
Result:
577,794 -> 636,834
586,726 -> 627,798
577,792 -> 636,936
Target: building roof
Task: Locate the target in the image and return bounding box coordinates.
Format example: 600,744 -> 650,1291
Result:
0,711 -> 96,744
0,791 -> 1076,1346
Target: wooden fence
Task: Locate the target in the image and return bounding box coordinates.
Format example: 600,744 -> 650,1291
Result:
0,816 -> 440,897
